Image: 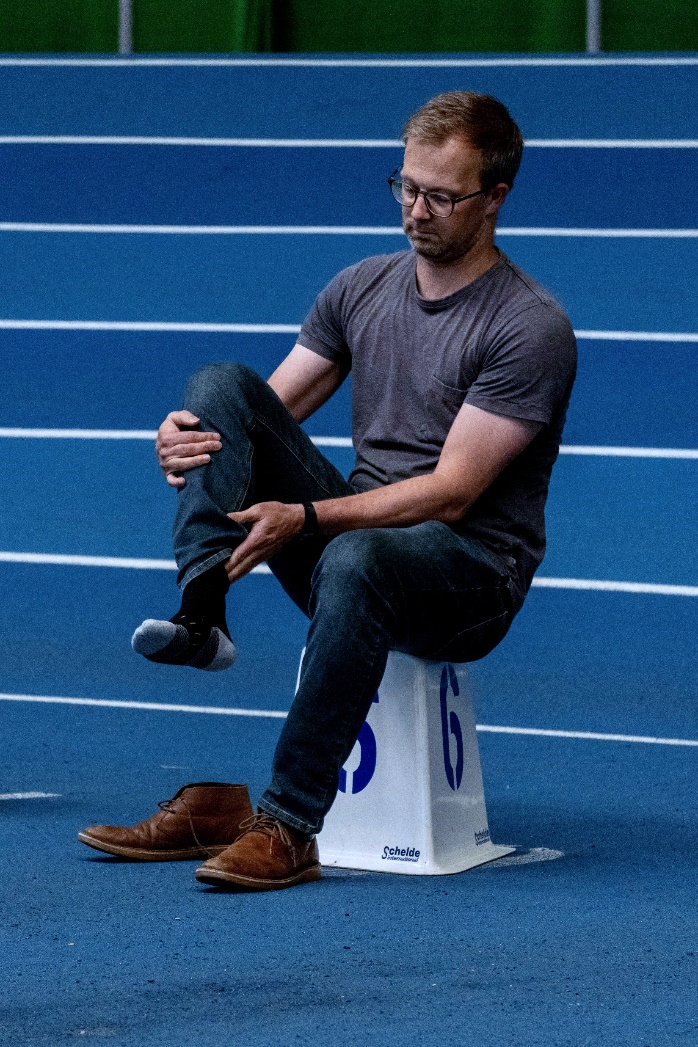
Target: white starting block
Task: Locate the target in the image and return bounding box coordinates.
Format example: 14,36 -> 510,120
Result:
313,651 -> 515,875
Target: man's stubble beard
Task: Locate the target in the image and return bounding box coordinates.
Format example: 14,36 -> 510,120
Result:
403,218 -> 486,266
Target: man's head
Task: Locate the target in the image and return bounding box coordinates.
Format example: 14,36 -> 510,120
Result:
397,92 -> 523,266
401,91 -> 523,193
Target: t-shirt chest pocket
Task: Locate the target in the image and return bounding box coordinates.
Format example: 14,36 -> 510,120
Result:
420,375 -> 469,438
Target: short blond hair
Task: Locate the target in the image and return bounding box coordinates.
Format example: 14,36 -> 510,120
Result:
402,91 -> 524,191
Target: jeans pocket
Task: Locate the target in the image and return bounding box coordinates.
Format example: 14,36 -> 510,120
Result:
430,606 -> 512,663
398,580 -> 513,664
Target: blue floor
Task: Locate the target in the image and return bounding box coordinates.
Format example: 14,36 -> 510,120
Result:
3,328 -> 697,448
1,443 -> 696,587
2,144 -> 696,228
2,57 -> 697,139
1,54 -> 697,1047
3,692 -> 697,1047
3,231 -> 697,331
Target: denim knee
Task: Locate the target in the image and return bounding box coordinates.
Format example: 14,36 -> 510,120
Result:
310,530 -> 397,613
184,361 -> 264,410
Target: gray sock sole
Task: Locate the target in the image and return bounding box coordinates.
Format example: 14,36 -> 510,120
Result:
131,619 -> 236,671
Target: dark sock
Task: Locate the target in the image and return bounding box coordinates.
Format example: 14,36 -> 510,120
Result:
176,561 -> 231,638
131,561 -> 236,671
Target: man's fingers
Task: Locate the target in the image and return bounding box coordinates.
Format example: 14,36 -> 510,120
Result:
156,410 -> 221,488
225,518 -> 277,581
158,431 -> 220,449
224,503 -> 303,582
160,435 -> 222,456
227,507 -> 259,525
162,453 -> 212,473
157,434 -> 221,480
165,410 -> 200,427
225,544 -> 265,583
225,536 -> 257,580
156,413 -> 218,450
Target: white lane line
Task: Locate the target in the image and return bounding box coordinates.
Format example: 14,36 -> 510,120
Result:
530,577 -> 698,597
0,693 -> 286,718
0,551 -> 178,570
0,320 -> 302,333
498,228 -> 698,237
0,553 -> 695,595
0,223 -> 404,235
1,320 -> 697,343
2,692 -> 697,747
310,436 -> 353,447
558,446 -> 698,459
477,725 -> 698,746
525,139 -> 698,148
0,428 -> 160,439
3,431 -> 698,460
574,330 -> 698,343
0,551 -> 272,573
2,222 -> 697,238
1,56 -> 698,67
0,791 -> 61,800
0,136 -> 403,147
1,136 -> 697,148
0,429 -> 355,446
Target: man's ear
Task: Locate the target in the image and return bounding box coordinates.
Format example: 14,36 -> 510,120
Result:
485,182 -> 510,217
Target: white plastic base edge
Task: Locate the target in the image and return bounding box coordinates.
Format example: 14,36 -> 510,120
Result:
320,842 -> 517,876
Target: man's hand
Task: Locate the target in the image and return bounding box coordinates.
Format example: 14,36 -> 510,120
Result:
225,502 -> 305,583
156,410 -> 222,488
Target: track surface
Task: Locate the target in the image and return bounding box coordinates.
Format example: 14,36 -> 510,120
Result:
0,55 -> 696,1047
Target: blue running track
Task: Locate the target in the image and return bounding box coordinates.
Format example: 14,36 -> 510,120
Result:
0,55 -> 697,1047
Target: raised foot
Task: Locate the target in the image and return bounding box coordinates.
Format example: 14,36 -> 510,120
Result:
131,618 -> 236,671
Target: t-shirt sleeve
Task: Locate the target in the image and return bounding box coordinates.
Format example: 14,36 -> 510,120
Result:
297,270 -> 353,373
464,303 -> 577,425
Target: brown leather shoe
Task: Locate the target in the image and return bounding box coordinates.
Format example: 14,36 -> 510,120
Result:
77,782 -> 253,860
195,812 -> 322,890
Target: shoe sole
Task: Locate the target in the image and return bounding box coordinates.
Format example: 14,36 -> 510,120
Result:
194,863 -> 322,890
77,832 -> 232,861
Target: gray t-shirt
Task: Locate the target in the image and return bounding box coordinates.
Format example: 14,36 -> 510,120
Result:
298,250 -> 577,610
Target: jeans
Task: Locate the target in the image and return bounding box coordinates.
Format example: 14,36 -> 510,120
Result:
173,362 -> 516,835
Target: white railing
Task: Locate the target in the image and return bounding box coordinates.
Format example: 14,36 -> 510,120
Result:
586,0 -> 602,52
119,0 -> 133,54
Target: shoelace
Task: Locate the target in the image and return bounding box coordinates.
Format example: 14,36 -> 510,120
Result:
237,812 -> 295,849
155,802 -> 303,861
156,796 -> 221,859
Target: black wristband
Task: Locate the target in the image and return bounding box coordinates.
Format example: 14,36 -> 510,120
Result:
300,501 -> 320,539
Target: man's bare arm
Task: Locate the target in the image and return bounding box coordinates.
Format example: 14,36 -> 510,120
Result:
268,344 -> 344,422
225,403 -> 541,581
156,344 -> 343,487
312,403 -> 540,531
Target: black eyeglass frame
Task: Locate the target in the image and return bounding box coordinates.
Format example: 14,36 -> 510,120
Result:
388,168 -> 485,217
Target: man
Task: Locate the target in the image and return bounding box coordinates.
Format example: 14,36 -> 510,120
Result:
79,91 -> 576,891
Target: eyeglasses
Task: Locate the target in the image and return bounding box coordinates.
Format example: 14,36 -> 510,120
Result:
388,169 -> 484,217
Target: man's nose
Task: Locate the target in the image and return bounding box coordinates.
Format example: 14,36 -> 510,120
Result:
408,192 -> 432,220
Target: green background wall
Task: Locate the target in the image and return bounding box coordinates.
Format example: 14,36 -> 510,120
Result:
0,0 -> 696,53
275,0 -> 588,52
